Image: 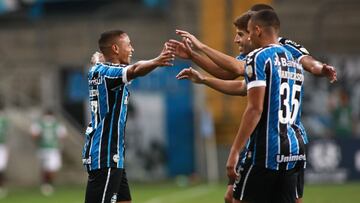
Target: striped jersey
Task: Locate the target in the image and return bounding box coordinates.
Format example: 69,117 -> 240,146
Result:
279,37 -> 309,144
82,62 -> 131,171
244,44 -> 306,171
279,37 -> 310,63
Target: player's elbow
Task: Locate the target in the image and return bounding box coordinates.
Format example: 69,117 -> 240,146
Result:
248,105 -> 263,116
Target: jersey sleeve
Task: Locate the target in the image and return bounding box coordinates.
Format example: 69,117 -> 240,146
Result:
105,65 -> 131,84
245,50 -> 267,90
278,37 -> 310,62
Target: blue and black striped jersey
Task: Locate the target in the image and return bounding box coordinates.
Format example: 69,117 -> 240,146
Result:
236,53 -> 247,61
244,44 -> 306,171
82,62 -> 131,171
279,37 -> 310,62
280,37 -> 309,144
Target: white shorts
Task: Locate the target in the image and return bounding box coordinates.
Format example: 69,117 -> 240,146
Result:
0,145 -> 8,171
38,149 -> 62,172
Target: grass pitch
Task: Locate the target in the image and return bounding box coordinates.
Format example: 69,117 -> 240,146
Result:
0,182 -> 359,203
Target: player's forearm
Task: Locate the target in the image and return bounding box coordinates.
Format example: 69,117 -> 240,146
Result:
127,59 -> 159,79
201,45 -> 245,76
300,55 -> 324,76
191,52 -> 238,80
202,78 -> 247,96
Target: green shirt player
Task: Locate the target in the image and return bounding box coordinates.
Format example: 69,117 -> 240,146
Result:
0,111 -> 9,197
30,110 -> 67,196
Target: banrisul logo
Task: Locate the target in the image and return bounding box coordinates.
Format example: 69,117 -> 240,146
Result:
111,193 -> 117,203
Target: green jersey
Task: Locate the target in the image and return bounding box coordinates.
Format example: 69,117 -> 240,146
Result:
0,116 -> 8,144
31,116 -> 66,149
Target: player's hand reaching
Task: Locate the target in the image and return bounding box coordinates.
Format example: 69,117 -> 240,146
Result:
176,67 -> 205,84
322,64 -> 337,83
167,39 -> 194,59
90,51 -> 105,66
226,150 -> 239,181
154,42 -> 176,67
176,29 -> 205,50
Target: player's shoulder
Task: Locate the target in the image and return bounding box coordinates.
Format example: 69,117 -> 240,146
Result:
246,47 -> 263,60
236,53 -> 247,61
90,63 -> 127,74
247,45 -> 284,60
278,37 -> 309,55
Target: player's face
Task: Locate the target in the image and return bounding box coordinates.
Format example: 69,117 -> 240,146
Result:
116,34 -> 134,64
247,19 -> 261,48
234,28 -> 253,55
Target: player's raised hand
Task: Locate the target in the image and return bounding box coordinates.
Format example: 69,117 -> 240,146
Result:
167,39 -> 193,59
322,64 -> 337,83
90,51 -> 105,66
176,67 -> 205,84
176,29 -> 205,50
226,150 -> 239,181
155,42 -> 175,67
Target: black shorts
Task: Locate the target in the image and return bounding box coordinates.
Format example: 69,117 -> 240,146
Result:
85,168 -> 131,203
233,164 -> 298,203
296,168 -> 304,199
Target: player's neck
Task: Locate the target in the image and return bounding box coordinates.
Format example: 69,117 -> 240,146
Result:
260,35 -> 279,47
104,56 -> 121,64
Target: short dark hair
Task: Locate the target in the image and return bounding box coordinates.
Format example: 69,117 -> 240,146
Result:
250,4 -> 274,12
233,11 -> 253,31
98,30 -> 126,53
250,9 -> 280,31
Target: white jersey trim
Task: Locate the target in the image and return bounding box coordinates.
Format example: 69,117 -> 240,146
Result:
247,81 -> 266,90
297,55 -> 307,63
122,66 -> 131,84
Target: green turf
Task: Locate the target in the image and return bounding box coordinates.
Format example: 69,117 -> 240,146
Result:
0,182 -> 359,203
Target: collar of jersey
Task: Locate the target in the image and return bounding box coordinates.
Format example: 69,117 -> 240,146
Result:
102,62 -> 127,67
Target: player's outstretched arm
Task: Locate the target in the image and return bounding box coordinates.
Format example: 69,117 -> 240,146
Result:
226,86 -> 265,180
175,29 -> 245,76
126,43 -> 174,81
167,39 -> 237,80
300,55 -> 337,83
176,67 -> 247,96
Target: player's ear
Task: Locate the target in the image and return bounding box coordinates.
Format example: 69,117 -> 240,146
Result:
255,25 -> 262,37
112,44 -> 119,54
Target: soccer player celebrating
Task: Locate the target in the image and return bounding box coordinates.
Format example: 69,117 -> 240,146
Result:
170,4 -> 337,203
226,10 -> 306,203
82,30 -> 174,203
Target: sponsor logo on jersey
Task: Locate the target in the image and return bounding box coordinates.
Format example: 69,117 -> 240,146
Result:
89,77 -> 102,85
246,65 -> 253,78
276,154 -> 306,163
113,154 -> 120,163
82,156 -> 92,165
